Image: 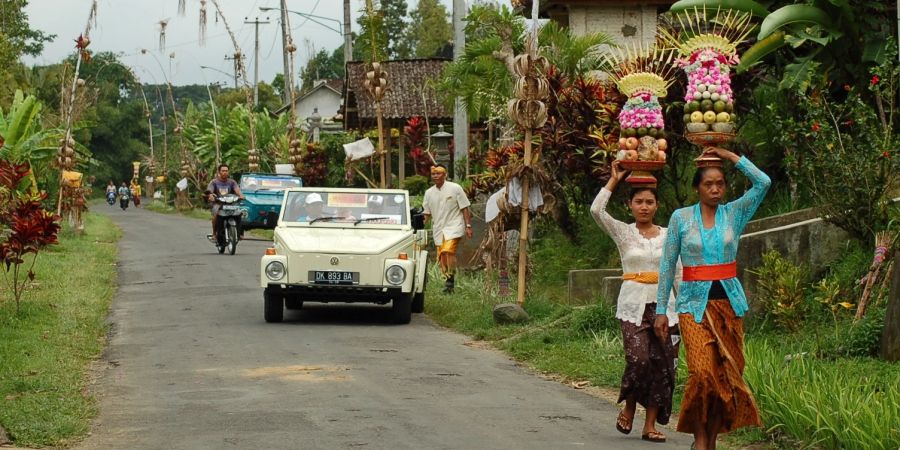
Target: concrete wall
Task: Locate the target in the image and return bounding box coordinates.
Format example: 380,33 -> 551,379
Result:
569,208 -> 851,304
295,89 -> 342,122
568,6 -> 658,48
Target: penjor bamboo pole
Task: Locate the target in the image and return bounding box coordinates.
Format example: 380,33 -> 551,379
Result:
377,101 -> 386,188
516,129 -> 532,306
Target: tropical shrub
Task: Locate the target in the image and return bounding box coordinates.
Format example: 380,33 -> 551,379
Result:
748,250 -> 808,332
403,116 -> 433,176
401,175 -> 429,196
0,159 -> 61,313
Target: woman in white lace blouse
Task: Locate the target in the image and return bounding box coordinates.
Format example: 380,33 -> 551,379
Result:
590,160 -> 679,444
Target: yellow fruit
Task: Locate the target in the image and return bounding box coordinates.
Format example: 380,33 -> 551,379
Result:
690,111 -> 704,123
703,111 -> 717,124
716,112 -> 731,123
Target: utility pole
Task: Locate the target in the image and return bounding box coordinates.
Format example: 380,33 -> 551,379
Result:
453,0 -> 469,179
343,0 -> 352,63
224,53 -> 240,88
278,0 -> 291,105
244,16 -> 270,106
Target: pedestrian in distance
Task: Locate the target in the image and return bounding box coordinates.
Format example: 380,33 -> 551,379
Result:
655,146 -> 771,450
130,179 -> 142,208
422,164 -> 473,293
590,160 -> 680,444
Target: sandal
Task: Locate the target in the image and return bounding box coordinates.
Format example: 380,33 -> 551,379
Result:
615,410 -> 633,435
641,430 -> 667,443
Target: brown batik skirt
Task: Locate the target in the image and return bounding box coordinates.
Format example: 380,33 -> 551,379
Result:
677,299 -> 762,434
618,303 -> 678,425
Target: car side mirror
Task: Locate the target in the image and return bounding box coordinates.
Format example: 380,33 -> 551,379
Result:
410,207 -> 425,230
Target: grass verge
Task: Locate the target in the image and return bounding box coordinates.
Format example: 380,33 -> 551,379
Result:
0,213 -> 120,447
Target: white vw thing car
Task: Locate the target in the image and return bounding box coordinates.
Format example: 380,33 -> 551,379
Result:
260,187 -> 428,324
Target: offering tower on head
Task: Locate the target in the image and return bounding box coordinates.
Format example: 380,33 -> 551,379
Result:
606,44 -> 677,187
661,7 -> 755,166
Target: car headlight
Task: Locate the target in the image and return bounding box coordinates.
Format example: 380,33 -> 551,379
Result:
265,261 -> 286,281
385,265 -> 406,285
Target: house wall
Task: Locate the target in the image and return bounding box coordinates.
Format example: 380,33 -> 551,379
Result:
294,90 -> 342,122
568,5 -> 659,48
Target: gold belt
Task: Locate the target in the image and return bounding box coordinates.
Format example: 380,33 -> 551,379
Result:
622,272 -> 659,284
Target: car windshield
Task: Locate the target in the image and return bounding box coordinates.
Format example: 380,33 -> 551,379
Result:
282,191 -> 408,225
240,176 -> 302,192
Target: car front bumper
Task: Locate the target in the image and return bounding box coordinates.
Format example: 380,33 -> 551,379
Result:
265,283 -> 402,304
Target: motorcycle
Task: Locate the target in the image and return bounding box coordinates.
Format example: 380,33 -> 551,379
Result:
210,194 -> 242,255
106,191 -> 116,206
119,192 -> 130,211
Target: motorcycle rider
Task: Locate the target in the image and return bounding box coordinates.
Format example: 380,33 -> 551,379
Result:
206,164 -> 244,240
105,180 -> 116,205
117,181 -> 130,210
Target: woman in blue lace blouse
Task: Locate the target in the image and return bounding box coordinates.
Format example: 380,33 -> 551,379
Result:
653,147 -> 771,450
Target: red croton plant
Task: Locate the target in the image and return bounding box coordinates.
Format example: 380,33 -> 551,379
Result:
0,158 -> 62,313
404,117 -> 434,176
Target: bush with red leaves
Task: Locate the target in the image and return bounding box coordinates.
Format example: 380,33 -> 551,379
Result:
299,142 -> 329,187
404,117 -> 434,176
0,159 -> 61,312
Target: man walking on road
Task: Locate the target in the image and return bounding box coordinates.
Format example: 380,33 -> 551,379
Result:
423,164 -> 473,293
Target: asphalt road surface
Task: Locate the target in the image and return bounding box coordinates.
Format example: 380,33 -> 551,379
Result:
78,205 -> 690,450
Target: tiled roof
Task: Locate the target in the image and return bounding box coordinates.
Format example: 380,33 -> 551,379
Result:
343,58 -> 452,128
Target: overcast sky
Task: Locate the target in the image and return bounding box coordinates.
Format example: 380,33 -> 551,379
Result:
23,0 -> 511,87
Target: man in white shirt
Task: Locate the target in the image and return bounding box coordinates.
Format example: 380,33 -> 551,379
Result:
422,164 -> 473,293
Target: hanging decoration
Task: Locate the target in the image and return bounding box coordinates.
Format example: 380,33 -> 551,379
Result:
506,0 -> 548,306
199,0 -> 208,46
158,19 -> 169,52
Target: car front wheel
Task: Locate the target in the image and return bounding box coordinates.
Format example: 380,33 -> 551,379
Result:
391,293 -> 412,324
264,289 -> 284,323
412,274 -> 426,314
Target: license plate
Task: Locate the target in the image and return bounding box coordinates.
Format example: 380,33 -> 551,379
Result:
310,271 -> 358,285
221,205 -> 239,210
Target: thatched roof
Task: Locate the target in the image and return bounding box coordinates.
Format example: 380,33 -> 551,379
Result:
342,58 -> 452,130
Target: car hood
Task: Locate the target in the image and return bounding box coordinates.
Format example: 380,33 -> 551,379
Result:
277,227 -> 413,255
243,191 -> 285,206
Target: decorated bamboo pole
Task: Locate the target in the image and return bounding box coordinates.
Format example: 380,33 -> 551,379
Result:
279,6 -> 303,177
507,1 -> 548,306
362,0 -> 388,188
55,1 -> 98,225
136,82 -> 156,198
516,132 -> 532,306
204,0 -> 259,171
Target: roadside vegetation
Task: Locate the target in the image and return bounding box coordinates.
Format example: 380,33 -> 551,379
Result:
0,214 -> 119,447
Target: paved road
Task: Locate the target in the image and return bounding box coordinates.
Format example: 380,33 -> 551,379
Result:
79,205 -> 689,450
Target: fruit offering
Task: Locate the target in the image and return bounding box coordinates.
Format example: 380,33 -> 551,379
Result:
606,45 -> 677,186
660,8 -> 754,138
680,49 -> 736,134
606,46 -> 677,165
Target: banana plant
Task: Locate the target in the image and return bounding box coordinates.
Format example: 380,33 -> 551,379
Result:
0,90 -> 80,189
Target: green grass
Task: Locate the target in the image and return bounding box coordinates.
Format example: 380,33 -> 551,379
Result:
0,213 -> 120,447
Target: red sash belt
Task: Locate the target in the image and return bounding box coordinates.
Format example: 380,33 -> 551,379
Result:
682,261 -> 737,281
